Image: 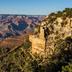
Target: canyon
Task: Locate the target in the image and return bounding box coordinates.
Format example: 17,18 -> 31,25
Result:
0,15 -> 45,40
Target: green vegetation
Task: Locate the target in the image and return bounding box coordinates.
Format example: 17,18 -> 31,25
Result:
48,8 -> 72,24
0,45 -> 33,72
61,63 -> 72,72
46,37 -> 72,72
0,36 -> 72,72
49,8 -> 72,18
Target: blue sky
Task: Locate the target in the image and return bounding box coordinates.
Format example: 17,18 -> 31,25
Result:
0,0 -> 72,15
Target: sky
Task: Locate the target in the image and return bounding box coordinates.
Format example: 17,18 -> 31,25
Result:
0,0 -> 72,15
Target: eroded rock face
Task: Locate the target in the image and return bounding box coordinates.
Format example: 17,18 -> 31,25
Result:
29,14 -> 72,56
29,25 -> 45,55
29,35 -> 45,55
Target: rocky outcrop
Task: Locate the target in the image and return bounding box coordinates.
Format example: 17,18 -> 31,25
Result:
46,17 -> 72,56
29,8 -> 72,56
29,24 -> 45,55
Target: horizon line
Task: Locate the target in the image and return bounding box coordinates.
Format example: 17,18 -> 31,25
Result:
0,14 -> 47,16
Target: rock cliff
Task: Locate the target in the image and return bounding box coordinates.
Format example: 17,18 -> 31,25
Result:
29,8 -> 72,56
